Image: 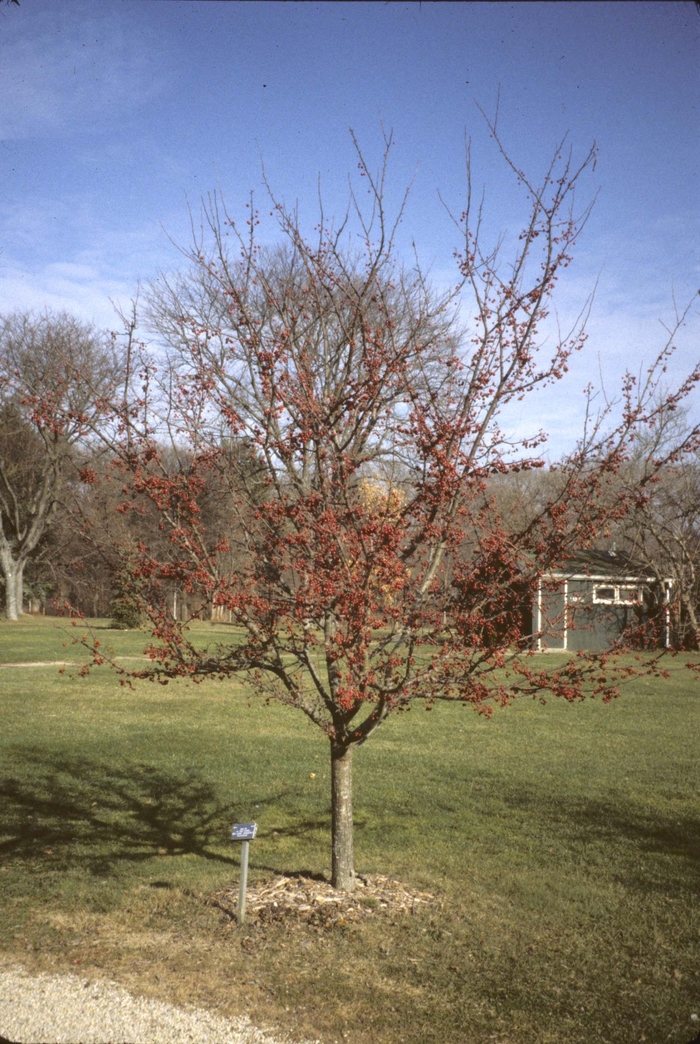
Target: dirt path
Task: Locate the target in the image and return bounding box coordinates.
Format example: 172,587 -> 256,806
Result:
0,658 -> 148,669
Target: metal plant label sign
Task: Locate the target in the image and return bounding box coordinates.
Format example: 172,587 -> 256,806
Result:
231,822 -> 258,841
231,823 -> 257,924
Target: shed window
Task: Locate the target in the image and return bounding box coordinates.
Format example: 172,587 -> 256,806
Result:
593,586 -> 616,603
592,584 -> 642,605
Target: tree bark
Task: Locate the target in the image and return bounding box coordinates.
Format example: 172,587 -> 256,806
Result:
330,740 -> 355,891
14,560 -> 24,618
1,557 -> 23,620
680,592 -> 700,650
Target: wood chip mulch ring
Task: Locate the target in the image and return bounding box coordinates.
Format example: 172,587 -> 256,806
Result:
211,873 -> 441,930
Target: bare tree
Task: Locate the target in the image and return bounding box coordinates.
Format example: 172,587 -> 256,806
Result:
614,404 -> 700,648
0,311 -> 121,620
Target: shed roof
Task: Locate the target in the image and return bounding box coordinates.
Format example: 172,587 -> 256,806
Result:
547,549 -> 655,580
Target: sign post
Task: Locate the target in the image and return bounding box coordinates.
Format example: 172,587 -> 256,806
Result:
231,822 -> 257,925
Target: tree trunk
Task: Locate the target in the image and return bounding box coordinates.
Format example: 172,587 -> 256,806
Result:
14,561 -> 24,618
330,740 -> 355,891
681,593 -> 700,650
2,561 -> 23,620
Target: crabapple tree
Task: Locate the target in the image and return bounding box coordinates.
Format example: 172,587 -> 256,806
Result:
92,130 -> 699,890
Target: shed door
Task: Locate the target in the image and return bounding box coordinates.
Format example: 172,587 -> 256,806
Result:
535,582 -> 567,651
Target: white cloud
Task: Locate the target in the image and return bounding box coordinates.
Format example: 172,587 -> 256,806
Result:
0,3 -> 165,142
44,261 -> 100,282
0,256 -> 134,328
0,203 -> 176,329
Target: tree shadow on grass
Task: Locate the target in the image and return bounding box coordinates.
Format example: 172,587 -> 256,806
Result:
498,781 -> 700,896
0,748 -> 277,875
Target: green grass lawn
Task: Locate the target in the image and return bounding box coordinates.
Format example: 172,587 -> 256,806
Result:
1,617 -> 699,1044
0,614 -> 241,664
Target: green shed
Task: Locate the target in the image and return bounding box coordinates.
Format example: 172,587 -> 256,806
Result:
533,550 -> 672,653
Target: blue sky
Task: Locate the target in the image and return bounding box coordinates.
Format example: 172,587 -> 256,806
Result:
0,0 -> 698,453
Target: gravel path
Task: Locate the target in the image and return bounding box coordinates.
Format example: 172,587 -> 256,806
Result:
0,967 -> 317,1044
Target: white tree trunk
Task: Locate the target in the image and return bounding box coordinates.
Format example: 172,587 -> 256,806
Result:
2,558 -> 23,621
